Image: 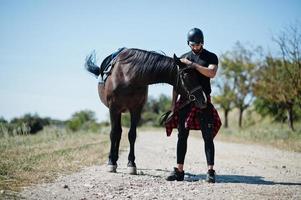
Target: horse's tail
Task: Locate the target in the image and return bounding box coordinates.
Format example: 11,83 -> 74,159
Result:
85,52 -> 100,78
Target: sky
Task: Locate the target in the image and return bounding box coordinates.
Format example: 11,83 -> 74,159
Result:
0,0 -> 300,122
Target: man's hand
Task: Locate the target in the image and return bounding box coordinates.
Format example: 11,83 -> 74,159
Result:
180,58 -> 195,68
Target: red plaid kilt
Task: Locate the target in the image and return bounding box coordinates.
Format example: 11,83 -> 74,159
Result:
165,96 -> 222,138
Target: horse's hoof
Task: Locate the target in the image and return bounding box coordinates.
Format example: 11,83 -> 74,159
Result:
107,164 -> 117,173
128,166 -> 137,175
127,161 -> 137,175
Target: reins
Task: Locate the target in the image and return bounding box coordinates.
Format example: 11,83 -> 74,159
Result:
159,65 -> 199,126
159,63 -> 208,126
175,65 -> 198,111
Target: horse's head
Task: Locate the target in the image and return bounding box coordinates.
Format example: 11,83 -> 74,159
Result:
173,54 -> 207,109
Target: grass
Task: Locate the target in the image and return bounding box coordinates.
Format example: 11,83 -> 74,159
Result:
216,108 -> 301,152
1,110 -> 300,197
217,123 -> 301,152
0,125 -> 128,193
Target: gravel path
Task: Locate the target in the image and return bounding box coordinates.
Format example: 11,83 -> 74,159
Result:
21,130 -> 301,200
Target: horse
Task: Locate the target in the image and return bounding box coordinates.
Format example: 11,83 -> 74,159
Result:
85,48 -> 207,174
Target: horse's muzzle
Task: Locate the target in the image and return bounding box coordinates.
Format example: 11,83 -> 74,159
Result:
190,88 -> 207,109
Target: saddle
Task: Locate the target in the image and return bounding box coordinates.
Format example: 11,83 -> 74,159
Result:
98,47 -> 126,84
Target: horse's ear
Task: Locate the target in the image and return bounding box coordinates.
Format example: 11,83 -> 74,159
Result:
173,54 -> 184,68
173,54 -> 181,65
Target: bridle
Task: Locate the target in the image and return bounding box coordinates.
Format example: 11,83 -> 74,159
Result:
175,64 -> 207,110
159,63 -> 207,126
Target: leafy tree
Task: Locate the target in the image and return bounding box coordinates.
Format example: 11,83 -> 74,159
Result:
254,57 -> 299,130
254,23 -> 301,131
213,67 -> 236,128
254,98 -> 301,122
221,42 -> 262,127
274,23 -> 301,107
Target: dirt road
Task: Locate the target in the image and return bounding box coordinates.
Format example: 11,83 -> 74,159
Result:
21,130 -> 301,199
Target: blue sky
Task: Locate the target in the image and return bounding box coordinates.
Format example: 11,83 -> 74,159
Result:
0,0 -> 300,122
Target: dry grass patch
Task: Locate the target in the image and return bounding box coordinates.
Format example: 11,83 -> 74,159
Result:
0,126 -> 127,192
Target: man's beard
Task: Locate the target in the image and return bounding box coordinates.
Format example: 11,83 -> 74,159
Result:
192,47 -> 203,54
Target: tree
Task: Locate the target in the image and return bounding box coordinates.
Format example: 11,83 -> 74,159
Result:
274,23 -> 301,107
221,42 -> 262,127
254,98 -> 301,122
254,23 -> 301,131
213,68 -> 236,128
254,57 -> 299,131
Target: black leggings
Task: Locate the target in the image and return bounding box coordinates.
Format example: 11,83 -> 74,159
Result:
177,104 -> 215,166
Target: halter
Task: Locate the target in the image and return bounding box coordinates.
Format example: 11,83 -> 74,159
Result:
175,64 -> 207,110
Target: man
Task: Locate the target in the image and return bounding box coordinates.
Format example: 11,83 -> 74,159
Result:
166,28 -> 220,183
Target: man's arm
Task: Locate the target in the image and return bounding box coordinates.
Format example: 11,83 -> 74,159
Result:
180,58 -> 218,78
194,63 -> 218,78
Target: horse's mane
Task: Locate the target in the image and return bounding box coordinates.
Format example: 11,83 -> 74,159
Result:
118,48 -> 175,77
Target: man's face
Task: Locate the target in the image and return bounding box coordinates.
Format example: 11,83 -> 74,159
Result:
189,43 -> 203,54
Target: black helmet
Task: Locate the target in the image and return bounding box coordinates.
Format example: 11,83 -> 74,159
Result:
187,28 -> 204,45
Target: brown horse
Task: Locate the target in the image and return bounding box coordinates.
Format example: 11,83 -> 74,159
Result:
85,48 -> 206,174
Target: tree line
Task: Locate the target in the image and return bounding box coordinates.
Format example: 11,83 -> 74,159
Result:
0,110 -> 106,137
0,95 -> 172,136
214,23 -> 301,131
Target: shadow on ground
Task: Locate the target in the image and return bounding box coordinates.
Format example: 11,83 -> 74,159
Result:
103,167 -> 301,186
184,172 -> 301,185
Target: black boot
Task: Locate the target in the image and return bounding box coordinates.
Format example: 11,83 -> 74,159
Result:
166,167 -> 184,181
205,169 -> 216,183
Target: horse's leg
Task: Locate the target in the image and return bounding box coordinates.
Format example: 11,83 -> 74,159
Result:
127,107 -> 142,175
107,108 -> 122,173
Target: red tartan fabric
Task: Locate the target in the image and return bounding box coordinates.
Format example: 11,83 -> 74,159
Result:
165,97 -> 222,138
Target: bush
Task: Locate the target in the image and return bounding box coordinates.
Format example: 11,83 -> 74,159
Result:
0,117 -> 7,124
141,112 -> 159,126
67,110 -> 100,132
0,122 -> 30,137
10,114 -> 50,134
